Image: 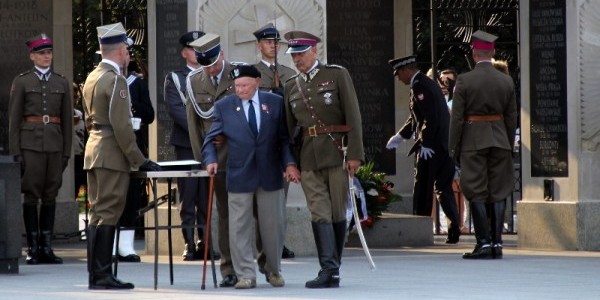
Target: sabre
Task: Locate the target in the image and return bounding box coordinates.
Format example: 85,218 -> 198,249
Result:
349,174 -> 376,270
341,133 -> 375,269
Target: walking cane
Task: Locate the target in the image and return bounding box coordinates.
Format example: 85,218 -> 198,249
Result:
201,175 -> 215,290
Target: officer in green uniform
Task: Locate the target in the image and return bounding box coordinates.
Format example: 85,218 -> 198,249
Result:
449,30 -> 517,259
9,33 -> 73,265
283,30 -> 364,289
185,33 -> 238,288
83,22 -> 160,289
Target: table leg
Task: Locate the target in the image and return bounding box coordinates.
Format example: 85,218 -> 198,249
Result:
153,178 -> 158,290
168,178 -> 174,285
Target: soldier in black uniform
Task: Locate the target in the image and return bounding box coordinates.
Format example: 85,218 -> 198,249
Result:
164,30 -> 217,261
9,34 -> 73,265
385,55 -> 461,244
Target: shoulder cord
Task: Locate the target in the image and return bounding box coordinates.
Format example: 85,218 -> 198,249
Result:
294,76 -> 346,153
166,71 -> 188,106
186,68 -> 214,119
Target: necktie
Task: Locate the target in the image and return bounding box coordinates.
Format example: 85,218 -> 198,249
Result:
212,76 -> 219,89
270,65 -> 279,87
247,100 -> 258,136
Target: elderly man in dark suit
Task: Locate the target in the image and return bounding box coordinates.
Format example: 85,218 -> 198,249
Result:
386,55 -> 461,245
202,65 -> 300,289
449,30 -> 517,259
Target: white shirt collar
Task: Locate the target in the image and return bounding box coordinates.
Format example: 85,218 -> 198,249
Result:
101,59 -> 121,75
35,66 -> 50,74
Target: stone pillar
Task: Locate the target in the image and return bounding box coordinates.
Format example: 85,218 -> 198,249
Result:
518,0 -> 600,250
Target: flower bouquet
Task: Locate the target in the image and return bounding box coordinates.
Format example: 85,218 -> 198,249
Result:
354,162 -> 401,228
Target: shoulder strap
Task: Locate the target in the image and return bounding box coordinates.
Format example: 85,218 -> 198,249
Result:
294,77 -> 345,153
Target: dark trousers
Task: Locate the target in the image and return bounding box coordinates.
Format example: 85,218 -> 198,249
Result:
412,150 -> 459,227
175,146 -> 209,235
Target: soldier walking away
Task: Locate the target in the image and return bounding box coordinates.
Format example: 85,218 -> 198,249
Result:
449,30 -> 517,259
9,33 -> 73,265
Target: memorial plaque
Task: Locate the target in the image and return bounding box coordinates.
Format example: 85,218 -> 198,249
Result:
326,0 -> 395,174
529,0 -> 568,177
0,0 -> 52,155
155,0 -> 187,161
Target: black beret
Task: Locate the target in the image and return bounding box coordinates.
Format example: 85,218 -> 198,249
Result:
230,64 -> 261,80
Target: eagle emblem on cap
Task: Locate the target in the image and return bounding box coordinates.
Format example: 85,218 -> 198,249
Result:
233,69 -> 240,77
193,32 -> 200,39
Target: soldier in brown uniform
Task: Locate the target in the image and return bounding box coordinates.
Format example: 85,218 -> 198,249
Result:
9,34 -> 73,265
449,30 -> 517,259
82,22 -> 160,289
283,31 -> 364,288
185,33 -> 238,288
253,23 -> 296,97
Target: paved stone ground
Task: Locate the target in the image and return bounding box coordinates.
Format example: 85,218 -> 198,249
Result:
2,235 -> 600,300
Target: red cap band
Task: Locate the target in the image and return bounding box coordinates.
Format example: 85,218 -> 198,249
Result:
472,40 -> 494,50
27,38 -> 53,52
288,38 -> 317,47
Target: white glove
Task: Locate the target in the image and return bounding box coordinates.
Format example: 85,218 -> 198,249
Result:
386,134 -> 403,149
419,146 -> 435,160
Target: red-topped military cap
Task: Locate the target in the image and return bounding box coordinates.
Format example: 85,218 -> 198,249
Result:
284,30 -> 321,54
26,33 -> 53,53
471,30 -> 498,50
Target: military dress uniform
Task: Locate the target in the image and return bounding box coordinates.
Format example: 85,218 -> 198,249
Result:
389,56 -> 461,243
83,22 -> 160,290
8,34 -> 72,265
449,30 -> 518,259
185,33 -> 237,286
164,30 -> 214,261
284,31 -> 364,289
255,62 -> 295,95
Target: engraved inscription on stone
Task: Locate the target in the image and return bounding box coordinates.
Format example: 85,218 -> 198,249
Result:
155,0 -> 187,162
326,0 -> 395,174
529,0 -> 568,177
0,0 -> 53,155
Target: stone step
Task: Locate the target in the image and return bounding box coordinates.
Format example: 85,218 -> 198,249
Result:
346,213 -> 433,248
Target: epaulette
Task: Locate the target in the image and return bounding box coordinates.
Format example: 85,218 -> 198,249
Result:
286,73 -> 300,82
18,70 -> 31,77
324,64 -> 345,69
51,71 -> 66,78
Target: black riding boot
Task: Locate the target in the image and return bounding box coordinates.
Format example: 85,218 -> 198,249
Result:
438,188 -> 461,244
181,228 -> 196,261
38,204 -> 62,264
490,200 -> 506,259
89,225 -> 134,289
305,222 -> 340,288
463,201 -> 493,259
332,221 -> 347,265
23,204 -> 40,265
87,225 -> 97,286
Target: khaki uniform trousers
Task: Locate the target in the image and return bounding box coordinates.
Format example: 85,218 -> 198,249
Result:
301,165 -> 349,223
87,168 -> 129,226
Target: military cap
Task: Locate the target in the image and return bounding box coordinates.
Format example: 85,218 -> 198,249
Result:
388,55 -> 417,75
230,64 -> 261,80
189,33 -> 221,67
253,23 -> 280,40
26,33 -> 53,52
471,30 -> 498,50
97,22 -> 129,45
284,30 -> 321,54
179,31 -> 205,48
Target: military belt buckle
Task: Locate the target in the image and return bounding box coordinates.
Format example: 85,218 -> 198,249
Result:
308,126 -> 318,137
42,115 -> 50,124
